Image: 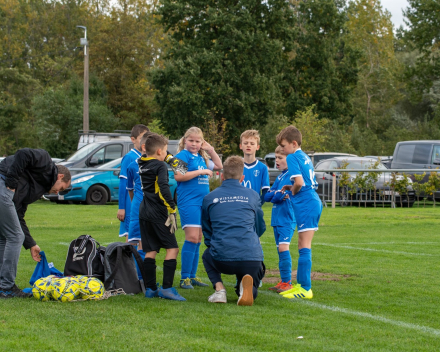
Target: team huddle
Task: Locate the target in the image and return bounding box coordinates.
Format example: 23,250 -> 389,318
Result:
118,124 -> 323,305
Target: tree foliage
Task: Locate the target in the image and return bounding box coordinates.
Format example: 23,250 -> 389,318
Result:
151,0 -> 296,149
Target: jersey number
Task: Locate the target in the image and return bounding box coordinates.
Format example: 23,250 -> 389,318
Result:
309,169 -> 318,188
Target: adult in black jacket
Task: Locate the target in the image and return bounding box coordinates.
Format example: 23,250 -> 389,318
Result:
0,148 -> 71,298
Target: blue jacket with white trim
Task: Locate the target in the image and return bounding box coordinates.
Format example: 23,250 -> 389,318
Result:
202,179 -> 266,262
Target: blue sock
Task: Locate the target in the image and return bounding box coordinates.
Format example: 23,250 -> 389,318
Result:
135,249 -> 146,281
297,248 -> 312,290
190,242 -> 201,279
181,241 -> 197,280
278,250 -> 292,283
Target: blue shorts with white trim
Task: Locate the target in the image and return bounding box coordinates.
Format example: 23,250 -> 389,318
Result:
178,204 -> 202,229
274,226 -> 294,246
292,191 -> 322,233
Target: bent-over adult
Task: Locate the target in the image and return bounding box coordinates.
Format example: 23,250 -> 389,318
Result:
0,148 -> 71,298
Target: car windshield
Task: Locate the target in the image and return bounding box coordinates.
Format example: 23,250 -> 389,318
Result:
345,160 -> 387,170
66,143 -> 100,161
97,158 -> 122,169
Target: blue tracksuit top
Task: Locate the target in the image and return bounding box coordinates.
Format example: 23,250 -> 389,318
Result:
202,179 -> 266,262
264,169 -> 296,229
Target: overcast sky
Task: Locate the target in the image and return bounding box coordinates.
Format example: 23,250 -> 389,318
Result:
380,0 -> 409,29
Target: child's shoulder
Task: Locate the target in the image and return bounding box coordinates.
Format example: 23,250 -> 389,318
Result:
257,160 -> 268,170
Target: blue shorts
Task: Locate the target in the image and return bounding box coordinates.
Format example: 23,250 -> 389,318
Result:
128,218 -> 141,243
118,195 -> 132,237
292,191 -> 322,233
274,226 -> 294,246
178,204 -> 202,229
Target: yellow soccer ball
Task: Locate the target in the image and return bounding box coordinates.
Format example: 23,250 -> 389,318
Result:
80,277 -> 104,300
32,277 -> 53,301
51,277 -> 81,302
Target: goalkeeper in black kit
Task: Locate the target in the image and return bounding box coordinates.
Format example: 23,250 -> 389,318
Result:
138,132 -> 186,301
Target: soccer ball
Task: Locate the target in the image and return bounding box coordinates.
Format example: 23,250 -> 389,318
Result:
51,277 -> 81,302
80,277 -> 104,300
32,276 -> 54,301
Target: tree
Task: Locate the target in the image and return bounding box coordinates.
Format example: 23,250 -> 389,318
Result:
283,0 -> 359,123
151,0 -> 296,148
403,0 -> 440,101
346,0 -> 402,129
32,76 -> 117,158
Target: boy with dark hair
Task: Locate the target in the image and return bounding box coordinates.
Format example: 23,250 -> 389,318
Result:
202,156 -> 266,306
276,126 -> 322,300
240,130 -> 270,205
264,146 -> 296,293
138,133 -> 185,301
117,124 -> 149,240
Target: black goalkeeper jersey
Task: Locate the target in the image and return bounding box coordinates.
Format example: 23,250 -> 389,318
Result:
138,156 -> 176,223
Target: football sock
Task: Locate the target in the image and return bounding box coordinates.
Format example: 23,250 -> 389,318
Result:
297,248 -> 312,291
181,240 -> 197,280
190,242 -> 201,279
143,258 -> 157,290
135,249 -> 146,281
278,250 -> 292,283
163,259 -> 177,289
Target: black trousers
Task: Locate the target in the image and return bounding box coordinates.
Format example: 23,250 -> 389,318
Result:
202,248 -> 265,299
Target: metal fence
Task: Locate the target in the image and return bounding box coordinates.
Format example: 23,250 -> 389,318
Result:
315,169 -> 440,208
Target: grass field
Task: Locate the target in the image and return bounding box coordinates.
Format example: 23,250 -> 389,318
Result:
1,201 -> 440,351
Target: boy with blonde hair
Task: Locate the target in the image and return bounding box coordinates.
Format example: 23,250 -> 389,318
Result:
239,130 -> 270,204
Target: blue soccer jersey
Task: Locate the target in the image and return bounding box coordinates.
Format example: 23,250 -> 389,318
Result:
126,159 -> 143,215
118,148 -> 141,236
241,160 -> 270,195
264,169 -> 296,229
286,149 -> 318,195
175,149 -> 214,206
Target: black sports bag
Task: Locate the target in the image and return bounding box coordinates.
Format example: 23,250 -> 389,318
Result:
103,242 -> 146,294
64,235 -> 106,281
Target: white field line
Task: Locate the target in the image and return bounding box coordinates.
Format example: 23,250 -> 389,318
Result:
330,242 -> 440,246
314,243 -> 436,256
258,290 -> 440,337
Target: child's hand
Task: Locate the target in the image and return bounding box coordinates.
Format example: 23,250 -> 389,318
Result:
281,185 -> 293,192
200,169 -> 213,177
201,140 -> 214,154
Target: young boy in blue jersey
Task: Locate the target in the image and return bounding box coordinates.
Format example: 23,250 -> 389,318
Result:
239,130 -> 270,204
276,126 -> 322,299
117,124 -> 149,241
264,146 -> 296,293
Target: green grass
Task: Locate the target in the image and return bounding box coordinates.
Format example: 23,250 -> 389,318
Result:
1,201 -> 440,351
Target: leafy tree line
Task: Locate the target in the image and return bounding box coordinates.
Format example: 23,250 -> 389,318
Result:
0,0 -> 439,158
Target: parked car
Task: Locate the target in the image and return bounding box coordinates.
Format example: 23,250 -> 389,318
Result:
390,140 -> 440,200
364,156 -> 393,169
47,158 -> 178,205
264,152 -> 357,185
314,157 -> 415,207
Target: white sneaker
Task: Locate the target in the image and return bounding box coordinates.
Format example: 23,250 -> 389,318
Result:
208,289 -> 227,303
237,275 -> 254,306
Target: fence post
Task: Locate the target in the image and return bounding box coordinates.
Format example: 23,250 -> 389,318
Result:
332,173 -> 336,208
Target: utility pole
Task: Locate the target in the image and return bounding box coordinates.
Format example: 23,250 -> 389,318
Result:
77,26 -> 89,133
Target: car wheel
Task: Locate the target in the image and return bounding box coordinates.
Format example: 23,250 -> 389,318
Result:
86,185 -> 108,205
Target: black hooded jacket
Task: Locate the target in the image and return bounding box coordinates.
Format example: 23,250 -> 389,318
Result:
0,148 -> 58,249
138,156 -> 176,223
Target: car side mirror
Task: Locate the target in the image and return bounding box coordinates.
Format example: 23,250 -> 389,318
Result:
433,158 -> 440,165
89,158 -> 100,167
113,170 -> 120,177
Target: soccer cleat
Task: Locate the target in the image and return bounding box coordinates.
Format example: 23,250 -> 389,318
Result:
268,281 -> 283,292
237,275 -> 254,306
277,281 -> 292,293
144,287 -> 159,298
158,287 -> 186,301
283,286 -> 313,299
208,289 -> 227,303
190,278 -> 209,287
180,278 -> 194,289
279,283 -> 301,296
1,284 -> 33,298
